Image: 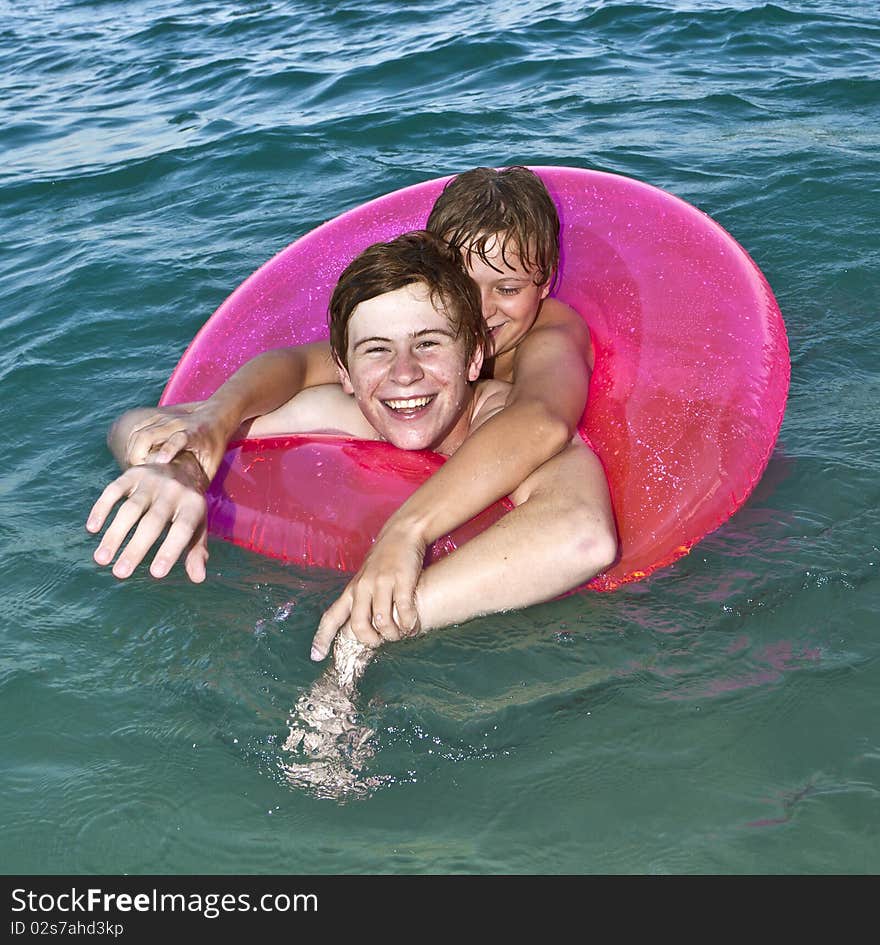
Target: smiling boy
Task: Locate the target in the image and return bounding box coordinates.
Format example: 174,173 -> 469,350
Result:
88,231 -> 616,653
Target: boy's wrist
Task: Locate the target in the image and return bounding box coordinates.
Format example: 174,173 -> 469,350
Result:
173,450 -> 211,494
381,508 -> 433,547
203,389 -> 247,439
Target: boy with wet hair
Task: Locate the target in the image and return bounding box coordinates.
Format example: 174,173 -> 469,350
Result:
106,166 -> 611,656
426,165 -> 560,289
328,230 -> 490,370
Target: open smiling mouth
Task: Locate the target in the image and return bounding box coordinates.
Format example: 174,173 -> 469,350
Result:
381,394 -> 436,416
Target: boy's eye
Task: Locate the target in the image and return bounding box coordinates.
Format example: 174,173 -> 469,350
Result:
365,345 -> 390,355
416,339 -> 440,349
497,286 -> 521,296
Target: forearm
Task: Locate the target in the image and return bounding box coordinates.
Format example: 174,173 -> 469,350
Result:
413,500 -> 587,631
110,343 -> 339,478
203,343 -> 337,435
413,443 -> 616,632
310,440 -> 615,658
380,399 -> 571,545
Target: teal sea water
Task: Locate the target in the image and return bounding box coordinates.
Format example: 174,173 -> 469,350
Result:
2,0 -> 878,874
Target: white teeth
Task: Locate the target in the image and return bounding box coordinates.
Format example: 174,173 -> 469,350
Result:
385,396 -> 432,410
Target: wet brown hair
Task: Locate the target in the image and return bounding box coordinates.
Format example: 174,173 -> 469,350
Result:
426,165 -> 560,287
328,230 -> 490,369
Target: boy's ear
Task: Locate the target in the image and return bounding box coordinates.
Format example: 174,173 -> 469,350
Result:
539,277 -> 552,300
467,344 -> 484,383
336,359 -> 355,394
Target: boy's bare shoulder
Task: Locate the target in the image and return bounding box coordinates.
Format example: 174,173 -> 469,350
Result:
247,385 -> 378,440
469,379 -> 513,433
536,297 -> 590,335
530,297 -> 594,370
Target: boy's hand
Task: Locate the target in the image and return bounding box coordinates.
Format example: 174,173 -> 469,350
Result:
310,525 -> 426,660
86,455 -> 210,583
124,402 -> 234,482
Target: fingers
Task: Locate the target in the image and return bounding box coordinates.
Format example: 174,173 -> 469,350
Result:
87,465 -> 208,582
312,591 -> 382,661
89,476 -> 147,569
86,475 -> 132,535
126,418 -> 186,467
347,581 -> 374,645
392,592 -> 420,637
355,577 -> 418,643
360,575 -> 398,642
125,430 -> 152,467
182,523 -> 209,584
122,406 -> 224,482
312,594 -> 352,660
310,575 -> 423,663
109,502 -> 176,578
350,575 -> 420,642
153,429 -> 191,465
149,507 -> 206,580
349,577 -> 410,647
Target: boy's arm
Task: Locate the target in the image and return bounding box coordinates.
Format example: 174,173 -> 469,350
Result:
88,385 -> 370,582
316,302 -> 593,647
397,301 -> 592,541
312,436 -> 617,657
125,341 -> 338,479
413,436 -> 616,631
403,308 -> 591,537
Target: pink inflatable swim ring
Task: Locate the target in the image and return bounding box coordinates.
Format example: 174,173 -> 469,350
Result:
161,167 -> 790,591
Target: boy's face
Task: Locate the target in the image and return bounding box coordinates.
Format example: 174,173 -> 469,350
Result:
338,282 -> 483,455
463,235 -> 550,359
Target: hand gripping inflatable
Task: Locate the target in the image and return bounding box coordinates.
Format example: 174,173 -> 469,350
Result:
160,167 -> 789,590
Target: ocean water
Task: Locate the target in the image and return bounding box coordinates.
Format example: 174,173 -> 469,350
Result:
2,0 -> 878,875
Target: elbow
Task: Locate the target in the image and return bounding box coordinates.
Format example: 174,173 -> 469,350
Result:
564,511 -> 619,587
527,404 -> 573,459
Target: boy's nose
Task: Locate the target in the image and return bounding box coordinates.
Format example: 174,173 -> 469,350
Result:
480,288 -> 495,317
390,350 -> 424,385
